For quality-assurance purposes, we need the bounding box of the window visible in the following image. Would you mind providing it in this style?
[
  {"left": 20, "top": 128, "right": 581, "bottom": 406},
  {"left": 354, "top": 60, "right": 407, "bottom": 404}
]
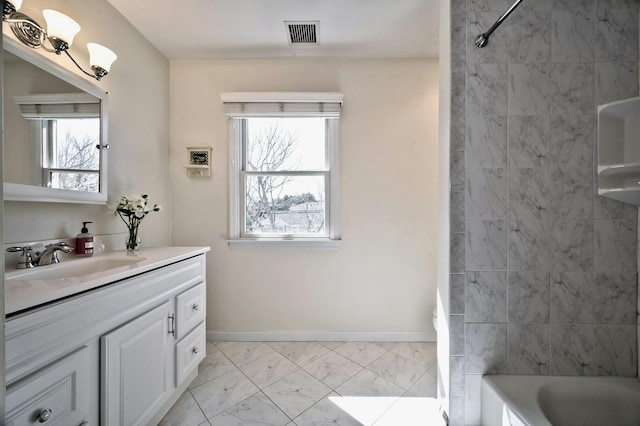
[
  {"left": 222, "top": 92, "right": 342, "bottom": 248},
  {"left": 42, "top": 117, "right": 100, "bottom": 191}
]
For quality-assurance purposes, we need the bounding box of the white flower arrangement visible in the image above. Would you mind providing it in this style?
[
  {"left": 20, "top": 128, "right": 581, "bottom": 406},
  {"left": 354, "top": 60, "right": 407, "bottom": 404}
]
[{"left": 108, "top": 194, "right": 161, "bottom": 250}]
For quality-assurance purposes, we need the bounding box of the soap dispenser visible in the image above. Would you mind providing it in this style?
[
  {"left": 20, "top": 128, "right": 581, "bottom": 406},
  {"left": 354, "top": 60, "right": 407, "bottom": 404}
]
[{"left": 76, "top": 221, "right": 94, "bottom": 256}]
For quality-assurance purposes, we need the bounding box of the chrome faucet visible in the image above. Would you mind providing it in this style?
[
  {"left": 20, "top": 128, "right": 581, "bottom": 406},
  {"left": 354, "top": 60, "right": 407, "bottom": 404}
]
[
  {"left": 33, "top": 242, "right": 74, "bottom": 266},
  {"left": 7, "top": 242, "right": 74, "bottom": 269}
]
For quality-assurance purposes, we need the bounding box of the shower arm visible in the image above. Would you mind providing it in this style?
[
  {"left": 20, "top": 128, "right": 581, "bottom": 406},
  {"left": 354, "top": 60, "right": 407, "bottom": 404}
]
[{"left": 474, "top": 0, "right": 524, "bottom": 48}]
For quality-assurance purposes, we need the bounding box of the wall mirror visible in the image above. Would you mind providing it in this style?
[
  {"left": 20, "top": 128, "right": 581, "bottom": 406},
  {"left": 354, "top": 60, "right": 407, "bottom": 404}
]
[{"left": 3, "top": 35, "right": 108, "bottom": 204}]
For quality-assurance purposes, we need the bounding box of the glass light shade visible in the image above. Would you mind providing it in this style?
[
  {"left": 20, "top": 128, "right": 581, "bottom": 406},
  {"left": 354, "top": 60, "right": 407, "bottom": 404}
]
[
  {"left": 87, "top": 43, "right": 117, "bottom": 72},
  {"left": 11, "top": 0, "right": 23, "bottom": 10},
  {"left": 43, "top": 9, "right": 81, "bottom": 46}
]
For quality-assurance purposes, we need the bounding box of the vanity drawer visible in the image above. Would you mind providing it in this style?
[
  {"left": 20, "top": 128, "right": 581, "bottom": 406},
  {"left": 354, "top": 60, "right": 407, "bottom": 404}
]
[
  {"left": 6, "top": 346, "right": 90, "bottom": 426},
  {"left": 175, "top": 321, "right": 206, "bottom": 387},
  {"left": 176, "top": 282, "right": 206, "bottom": 339}
]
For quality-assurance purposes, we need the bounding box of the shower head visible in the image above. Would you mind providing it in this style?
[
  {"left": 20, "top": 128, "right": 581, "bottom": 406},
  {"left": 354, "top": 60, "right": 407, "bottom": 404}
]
[
  {"left": 475, "top": 34, "right": 489, "bottom": 48},
  {"left": 474, "top": 0, "right": 523, "bottom": 48}
]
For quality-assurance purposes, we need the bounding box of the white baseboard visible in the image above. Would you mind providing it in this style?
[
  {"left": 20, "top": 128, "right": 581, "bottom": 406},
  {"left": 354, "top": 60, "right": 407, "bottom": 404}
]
[{"left": 207, "top": 330, "right": 437, "bottom": 342}]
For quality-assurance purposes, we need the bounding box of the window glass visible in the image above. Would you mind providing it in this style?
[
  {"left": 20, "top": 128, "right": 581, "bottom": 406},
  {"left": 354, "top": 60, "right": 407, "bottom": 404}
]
[
  {"left": 43, "top": 117, "right": 100, "bottom": 191},
  {"left": 246, "top": 117, "right": 326, "bottom": 172},
  {"left": 244, "top": 175, "right": 325, "bottom": 235}
]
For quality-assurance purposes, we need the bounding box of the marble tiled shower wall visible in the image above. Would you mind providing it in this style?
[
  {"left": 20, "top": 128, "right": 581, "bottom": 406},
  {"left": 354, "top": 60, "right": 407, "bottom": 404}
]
[{"left": 449, "top": 0, "right": 640, "bottom": 424}]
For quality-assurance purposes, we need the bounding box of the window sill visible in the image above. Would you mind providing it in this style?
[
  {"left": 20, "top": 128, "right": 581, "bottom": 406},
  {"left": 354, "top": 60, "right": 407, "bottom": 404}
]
[{"left": 227, "top": 239, "right": 341, "bottom": 250}]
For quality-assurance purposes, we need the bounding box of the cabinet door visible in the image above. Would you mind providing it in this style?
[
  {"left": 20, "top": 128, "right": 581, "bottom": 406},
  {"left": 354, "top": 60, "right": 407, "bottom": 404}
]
[
  {"left": 5, "top": 346, "right": 90, "bottom": 426},
  {"left": 101, "top": 301, "right": 174, "bottom": 426}
]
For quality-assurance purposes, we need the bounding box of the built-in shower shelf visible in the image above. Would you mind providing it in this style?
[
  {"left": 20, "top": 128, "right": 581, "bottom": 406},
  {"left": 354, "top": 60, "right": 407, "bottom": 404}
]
[
  {"left": 598, "top": 188, "right": 640, "bottom": 205},
  {"left": 598, "top": 162, "right": 640, "bottom": 178},
  {"left": 597, "top": 96, "right": 640, "bottom": 205}
]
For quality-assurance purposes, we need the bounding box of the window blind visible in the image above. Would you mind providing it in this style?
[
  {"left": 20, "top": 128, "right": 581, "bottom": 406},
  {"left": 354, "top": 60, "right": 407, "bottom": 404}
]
[
  {"left": 221, "top": 92, "right": 343, "bottom": 118},
  {"left": 14, "top": 93, "right": 100, "bottom": 119}
]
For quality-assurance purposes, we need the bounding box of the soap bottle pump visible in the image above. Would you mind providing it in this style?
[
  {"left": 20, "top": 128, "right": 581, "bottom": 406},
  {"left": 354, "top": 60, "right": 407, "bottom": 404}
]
[{"left": 76, "top": 221, "right": 94, "bottom": 256}]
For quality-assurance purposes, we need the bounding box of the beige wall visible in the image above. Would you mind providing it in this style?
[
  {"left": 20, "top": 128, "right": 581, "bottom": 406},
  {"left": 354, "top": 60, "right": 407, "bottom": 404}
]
[
  {"left": 3, "top": 0, "right": 171, "bottom": 246},
  {"left": 170, "top": 58, "right": 439, "bottom": 337}
]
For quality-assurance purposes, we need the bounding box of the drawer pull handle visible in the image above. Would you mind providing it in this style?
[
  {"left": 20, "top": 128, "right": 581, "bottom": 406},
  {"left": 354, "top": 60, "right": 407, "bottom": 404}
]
[
  {"left": 168, "top": 314, "right": 176, "bottom": 336},
  {"left": 193, "top": 303, "right": 200, "bottom": 311},
  {"left": 193, "top": 346, "right": 199, "bottom": 354},
  {"left": 38, "top": 408, "right": 53, "bottom": 422}
]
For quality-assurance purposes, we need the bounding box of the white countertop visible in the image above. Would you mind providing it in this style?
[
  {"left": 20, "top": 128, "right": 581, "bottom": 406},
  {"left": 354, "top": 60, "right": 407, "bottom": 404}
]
[{"left": 5, "top": 246, "right": 210, "bottom": 316}]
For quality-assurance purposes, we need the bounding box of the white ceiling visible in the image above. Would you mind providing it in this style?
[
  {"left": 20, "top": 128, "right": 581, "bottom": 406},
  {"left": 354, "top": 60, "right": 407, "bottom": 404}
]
[{"left": 106, "top": 0, "right": 439, "bottom": 60}]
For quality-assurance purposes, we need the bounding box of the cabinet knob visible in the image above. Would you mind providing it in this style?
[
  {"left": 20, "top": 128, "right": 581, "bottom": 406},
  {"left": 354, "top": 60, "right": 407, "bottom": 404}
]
[
  {"left": 192, "top": 303, "right": 200, "bottom": 311},
  {"left": 192, "top": 346, "right": 199, "bottom": 354},
  {"left": 37, "top": 408, "right": 53, "bottom": 422}
]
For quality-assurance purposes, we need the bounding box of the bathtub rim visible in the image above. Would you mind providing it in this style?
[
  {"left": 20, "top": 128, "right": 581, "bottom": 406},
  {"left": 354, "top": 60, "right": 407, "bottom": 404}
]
[{"left": 480, "top": 375, "right": 640, "bottom": 426}]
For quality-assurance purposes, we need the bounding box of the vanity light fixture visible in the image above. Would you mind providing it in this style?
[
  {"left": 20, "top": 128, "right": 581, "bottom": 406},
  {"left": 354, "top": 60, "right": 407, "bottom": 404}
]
[{"left": 2, "top": 0, "right": 117, "bottom": 80}]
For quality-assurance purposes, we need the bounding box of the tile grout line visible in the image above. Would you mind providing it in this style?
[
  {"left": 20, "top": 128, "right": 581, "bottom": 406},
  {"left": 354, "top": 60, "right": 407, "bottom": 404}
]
[{"left": 182, "top": 341, "right": 436, "bottom": 424}]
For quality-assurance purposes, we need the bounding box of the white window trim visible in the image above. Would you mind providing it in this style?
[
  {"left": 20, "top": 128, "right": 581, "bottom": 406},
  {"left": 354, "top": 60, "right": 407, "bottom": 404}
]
[{"left": 224, "top": 92, "right": 342, "bottom": 249}]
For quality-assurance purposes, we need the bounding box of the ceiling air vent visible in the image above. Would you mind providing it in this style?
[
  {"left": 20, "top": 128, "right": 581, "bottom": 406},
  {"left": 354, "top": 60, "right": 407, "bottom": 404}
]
[{"left": 285, "top": 21, "right": 319, "bottom": 44}]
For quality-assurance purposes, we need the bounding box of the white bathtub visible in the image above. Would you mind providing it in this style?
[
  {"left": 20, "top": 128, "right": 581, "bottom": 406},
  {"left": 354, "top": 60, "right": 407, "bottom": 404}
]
[{"left": 481, "top": 375, "right": 640, "bottom": 426}]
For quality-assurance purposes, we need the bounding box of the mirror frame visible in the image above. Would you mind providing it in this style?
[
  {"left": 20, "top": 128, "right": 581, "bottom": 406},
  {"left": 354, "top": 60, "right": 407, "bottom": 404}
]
[{"left": 3, "top": 34, "right": 109, "bottom": 204}]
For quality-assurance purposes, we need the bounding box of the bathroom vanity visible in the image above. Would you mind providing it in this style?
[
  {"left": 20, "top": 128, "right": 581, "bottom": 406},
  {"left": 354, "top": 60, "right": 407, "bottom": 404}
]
[{"left": 4, "top": 247, "right": 209, "bottom": 425}]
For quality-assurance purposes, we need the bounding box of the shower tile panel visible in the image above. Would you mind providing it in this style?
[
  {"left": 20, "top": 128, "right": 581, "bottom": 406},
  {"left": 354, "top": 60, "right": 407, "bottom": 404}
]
[
  {"left": 550, "top": 220, "right": 594, "bottom": 272},
  {"left": 465, "top": 323, "right": 507, "bottom": 374},
  {"left": 507, "top": 323, "right": 550, "bottom": 374},
  {"left": 507, "top": 220, "right": 550, "bottom": 272},
  {"left": 593, "top": 325, "right": 637, "bottom": 376},
  {"left": 465, "top": 220, "right": 507, "bottom": 270},
  {"left": 465, "top": 115, "right": 507, "bottom": 168},
  {"left": 550, "top": 63, "right": 594, "bottom": 115},
  {"left": 507, "top": 271, "right": 551, "bottom": 323},
  {"left": 595, "top": 8, "right": 639, "bottom": 62},
  {"left": 595, "top": 61, "right": 639, "bottom": 105},
  {"left": 450, "top": 273, "right": 466, "bottom": 314},
  {"left": 467, "top": 63, "right": 508, "bottom": 115},
  {"left": 508, "top": 11, "right": 551, "bottom": 64},
  {"left": 465, "top": 271, "right": 507, "bottom": 322},
  {"left": 551, "top": 9, "right": 594, "bottom": 62},
  {"left": 451, "top": 150, "right": 465, "bottom": 192},
  {"left": 548, "top": 167, "right": 593, "bottom": 220},
  {"left": 466, "top": 0, "right": 511, "bottom": 12},
  {"left": 550, "top": 272, "right": 593, "bottom": 323},
  {"left": 549, "top": 114, "right": 594, "bottom": 168},
  {"left": 508, "top": 168, "right": 549, "bottom": 221},
  {"left": 593, "top": 272, "right": 637, "bottom": 324},
  {"left": 466, "top": 168, "right": 507, "bottom": 219},
  {"left": 451, "top": 232, "right": 466, "bottom": 273},
  {"left": 594, "top": 219, "right": 637, "bottom": 272},
  {"left": 508, "top": 63, "right": 550, "bottom": 115},
  {"left": 550, "top": 324, "right": 595, "bottom": 375},
  {"left": 507, "top": 115, "right": 550, "bottom": 168}
]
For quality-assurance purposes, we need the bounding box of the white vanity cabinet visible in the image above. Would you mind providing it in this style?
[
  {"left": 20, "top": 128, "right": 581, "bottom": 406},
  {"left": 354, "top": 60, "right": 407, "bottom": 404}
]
[{"left": 5, "top": 250, "right": 208, "bottom": 426}]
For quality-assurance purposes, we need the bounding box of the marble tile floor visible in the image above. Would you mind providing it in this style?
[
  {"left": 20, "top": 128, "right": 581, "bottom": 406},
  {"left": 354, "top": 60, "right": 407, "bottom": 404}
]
[{"left": 159, "top": 341, "right": 442, "bottom": 426}]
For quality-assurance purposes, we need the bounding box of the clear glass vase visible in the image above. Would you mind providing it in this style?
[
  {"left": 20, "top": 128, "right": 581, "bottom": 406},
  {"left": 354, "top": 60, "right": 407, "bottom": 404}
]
[{"left": 126, "top": 225, "right": 141, "bottom": 252}]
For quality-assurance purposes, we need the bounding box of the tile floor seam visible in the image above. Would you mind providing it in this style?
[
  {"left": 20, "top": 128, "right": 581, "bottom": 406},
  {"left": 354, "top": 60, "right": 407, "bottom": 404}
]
[
  {"left": 163, "top": 341, "right": 439, "bottom": 426},
  {"left": 289, "top": 388, "right": 335, "bottom": 424},
  {"left": 238, "top": 347, "right": 347, "bottom": 421},
  {"left": 255, "top": 389, "right": 296, "bottom": 423},
  {"left": 211, "top": 389, "right": 294, "bottom": 425},
  {"left": 188, "top": 346, "right": 241, "bottom": 392},
  {"left": 186, "top": 388, "right": 208, "bottom": 423},
  {"left": 301, "top": 359, "right": 366, "bottom": 390}
]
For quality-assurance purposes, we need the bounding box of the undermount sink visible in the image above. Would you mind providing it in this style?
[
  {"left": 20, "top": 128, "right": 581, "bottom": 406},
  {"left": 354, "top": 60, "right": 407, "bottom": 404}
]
[{"left": 6, "top": 256, "right": 145, "bottom": 281}]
